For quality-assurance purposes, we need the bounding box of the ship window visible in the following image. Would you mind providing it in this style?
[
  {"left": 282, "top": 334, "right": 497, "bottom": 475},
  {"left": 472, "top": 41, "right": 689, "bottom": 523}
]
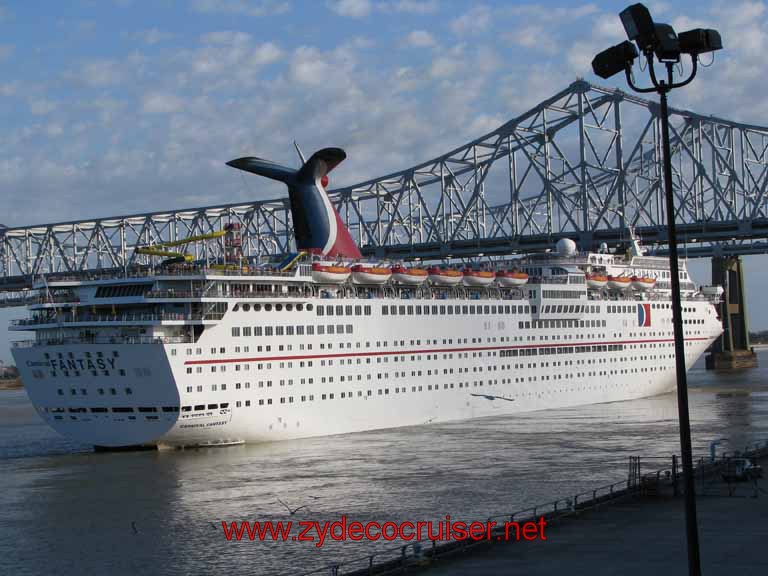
[
  {"left": 194, "top": 405, "right": 205, "bottom": 411},
  {"left": 307, "top": 326, "right": 314, "bottom": 335},
  {"left": 265, "top": 304, "right": 272, "bottom": 311},
  {"left": 275, "top": 326, "right": 284, "bottom": 336},
  {"left": 232, "top": 327, "right": 240, "bottom": 337},
  {"left": 317, "top": 307, "right": 324, "bottom": 316},
  {"left": 364, "top": 306, "right": 371, "bottom": 316},
  {"left": 306, "top": 304, "right": 313, "bottom": 311},
  {"left": 382, "top": 306, "right": 388, "bottom": 316},
  {"left": 112, "top": 407, "right": 134, "bottom": 413},
  {"left": 326, "top": 305, "right": 333, "bottom": 316}
]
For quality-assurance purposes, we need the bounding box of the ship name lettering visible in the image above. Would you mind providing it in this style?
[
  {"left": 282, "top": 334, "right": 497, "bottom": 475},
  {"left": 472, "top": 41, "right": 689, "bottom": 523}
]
[{"left": 49, "top": 357, "right": 117, "bottom": 371}]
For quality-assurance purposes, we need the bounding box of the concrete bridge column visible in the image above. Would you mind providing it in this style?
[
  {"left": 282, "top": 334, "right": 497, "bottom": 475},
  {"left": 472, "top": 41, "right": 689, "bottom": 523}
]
[{"left": 706, "top": 256, "right": 758, "bottom": 370}]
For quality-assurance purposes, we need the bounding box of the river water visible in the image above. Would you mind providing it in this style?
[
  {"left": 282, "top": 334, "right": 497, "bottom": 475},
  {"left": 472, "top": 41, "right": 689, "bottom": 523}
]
[{"left": 1, "top": 351, "right": 767, "bottom": 575}]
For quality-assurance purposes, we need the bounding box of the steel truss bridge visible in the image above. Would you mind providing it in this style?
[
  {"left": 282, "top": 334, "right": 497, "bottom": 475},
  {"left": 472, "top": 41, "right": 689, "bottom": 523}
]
[{"left": 2, "top": 80, "right": 768, "bottom": 297}]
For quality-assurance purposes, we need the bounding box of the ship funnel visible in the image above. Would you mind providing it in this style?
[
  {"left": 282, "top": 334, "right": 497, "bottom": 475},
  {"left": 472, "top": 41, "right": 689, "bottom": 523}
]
[{"left": 227, "top": 148, "right": 362, "bottom": 259}]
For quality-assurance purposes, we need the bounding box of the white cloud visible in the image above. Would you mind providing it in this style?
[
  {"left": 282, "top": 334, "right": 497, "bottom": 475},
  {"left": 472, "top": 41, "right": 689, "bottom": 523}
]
[
  {"left": 450, "top": 5, "right": 491, "bottom": 35},
  {"left": 380, "top": 0, "right": 439, "bottom": 13},
  {"left": 404, "top": 29, "right": 436, "bottom": 48},
  {"left": 29, "top": 98, "right": 58, "bottom": 116},
  {"left": 142, "top": 92, "right": 185, "bottom": 114},
  {"left": 328, "top": 0, "right": 372, "bottom": 17},
  {"left": 505, "top": 25, "right": 558, "bottom": 54},
  {"left": 505, "top": 3, "right": 599, "bottom": 20},
  {"left": 190, "top": 0, "right": 290, "bottom": 16},
  {"left": 0, "top": 44, "right": 14, "bottom": 61},
  {"left": 331, "top": 0, "right": 438, "bottom": 17},
  {"left": 188, "top": 33, "right": 282, "bottom": 81},
  {"left": 56, "top": 19, "right": 97, "bottom": 34},
  {"left": 76, "top": 60, "right": 125, "bottom": 87},
  {"left": 132, "top": 28, "right": 176, "bottom": 45}
]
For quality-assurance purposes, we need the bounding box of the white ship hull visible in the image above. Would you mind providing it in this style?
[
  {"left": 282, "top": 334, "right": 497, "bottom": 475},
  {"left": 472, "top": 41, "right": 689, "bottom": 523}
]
[{"left": 13, "top": 295, "right": 722, "bottom": 448}]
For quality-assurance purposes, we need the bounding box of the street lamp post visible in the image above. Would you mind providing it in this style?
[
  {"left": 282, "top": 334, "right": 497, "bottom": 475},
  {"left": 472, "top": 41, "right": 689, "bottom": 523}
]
[{"left": 591, "top": 5, "right": 723, "bottom": 576}]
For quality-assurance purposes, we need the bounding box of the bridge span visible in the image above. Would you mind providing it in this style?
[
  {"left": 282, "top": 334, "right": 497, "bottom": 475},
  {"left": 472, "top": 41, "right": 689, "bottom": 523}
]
[{"left": 1, "top": 80, "right": 767, "bottom": 366}]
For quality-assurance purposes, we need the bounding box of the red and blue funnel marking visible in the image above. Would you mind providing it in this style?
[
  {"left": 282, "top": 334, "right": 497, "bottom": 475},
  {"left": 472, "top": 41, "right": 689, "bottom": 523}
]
[
  {"left": 227, "top": 148, "right": 361, "bottom": 259},
  {"left": 637, "top": 303, "right": 651, "bottom": 327}
]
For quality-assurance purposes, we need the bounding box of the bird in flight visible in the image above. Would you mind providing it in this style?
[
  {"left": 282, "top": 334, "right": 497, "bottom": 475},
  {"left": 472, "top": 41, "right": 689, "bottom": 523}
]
[{"left": 274, "top": 497, "right": 310, "bottom": 515}]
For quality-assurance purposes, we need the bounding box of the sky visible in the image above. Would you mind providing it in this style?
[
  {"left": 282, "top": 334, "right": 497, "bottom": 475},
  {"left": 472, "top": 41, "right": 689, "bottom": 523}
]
[{"left": 1, "top": 0, "right": 768, "bottom": 363}]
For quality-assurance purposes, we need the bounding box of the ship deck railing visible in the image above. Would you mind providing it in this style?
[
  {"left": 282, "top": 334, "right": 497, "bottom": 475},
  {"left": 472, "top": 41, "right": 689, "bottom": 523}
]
[
  {"left": 11, "top": 335, "right": 194, "bottom": 348},
  {"left": 35, "top": 265, "right": 308, "bottom": 286},
  {"left": 145, "top": 288, "right": 310, "bottom": 300},
  {"left": 12, "top": 312, "right": 225, "bottom": 327}
]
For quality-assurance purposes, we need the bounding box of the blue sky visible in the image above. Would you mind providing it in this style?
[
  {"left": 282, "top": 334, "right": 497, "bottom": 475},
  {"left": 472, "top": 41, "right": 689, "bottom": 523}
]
[{"left": 1, "top": 0, "right": 768, "bottom": 362}]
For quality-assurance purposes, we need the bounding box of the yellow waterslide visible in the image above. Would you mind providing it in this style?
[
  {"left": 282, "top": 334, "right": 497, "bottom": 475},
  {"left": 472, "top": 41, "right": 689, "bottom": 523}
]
[{"left": 135, "top": 230, "right": 227, "bottom": 261}]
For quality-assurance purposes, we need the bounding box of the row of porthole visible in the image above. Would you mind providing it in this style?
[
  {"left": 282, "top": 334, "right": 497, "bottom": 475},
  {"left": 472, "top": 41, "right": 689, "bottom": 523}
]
[{"left": 233, "top": 302, "right": 314, "bottom": 313}]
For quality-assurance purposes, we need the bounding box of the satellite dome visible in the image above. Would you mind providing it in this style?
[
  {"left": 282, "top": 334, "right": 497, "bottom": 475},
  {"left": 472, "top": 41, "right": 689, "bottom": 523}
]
[{"left": 556, "top": 238, "right": 577, "bottom": 256}]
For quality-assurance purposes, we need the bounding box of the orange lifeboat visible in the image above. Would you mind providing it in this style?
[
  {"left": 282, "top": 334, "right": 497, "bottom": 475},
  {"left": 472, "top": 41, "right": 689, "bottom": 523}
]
[
  {"left": 462, "top": 269, "right": 496, "bottom": 287},
  {"left": 427, "top": 267, "right": 463, "bottom": 286},
  {"left": 607, "top": 275, "right": 631, "bottom": 290},
  {"left": 391, "top": 265, "right": 428, "bottom": 285},
  {"left": 351, "top": 264, "right": 392, "bottom": 285},
  {"left": 497, "top": 271, "right": 529, "bottom": 287},
  {"left": 631, "top": 276, "right": 656, "bottom": 291},
  {"left": 585, "top": 273, "right": 608, "bottom": 290},
  {"left": 311, "top": 263, "right": 351, "bottom": 284}
]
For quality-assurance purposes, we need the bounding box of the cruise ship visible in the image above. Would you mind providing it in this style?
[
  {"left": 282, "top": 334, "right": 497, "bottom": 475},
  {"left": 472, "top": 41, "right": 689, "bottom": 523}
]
[{"left": 10, "top": 148, "right": 724, "bottom": 448}]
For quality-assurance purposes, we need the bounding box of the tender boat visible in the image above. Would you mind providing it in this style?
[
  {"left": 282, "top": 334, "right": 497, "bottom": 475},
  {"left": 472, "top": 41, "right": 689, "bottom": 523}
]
[
  {"left": 351, "top": 264, "right": 392, "bottom": 285},
  {"left": 427, "top": 267, "right": 463, "bottom": 286},
  {"left": 585, "top": 273, "right": 608, "bottom": 290},
  {"left": 462, "top": 270, "right": 496, "bottom": 287},
  {"left": 607, "top": 275, "right": 632, "bottom": 290},
  {"left": 631, "top": 276, "right": 656, "bottom": 291},
  {"left": 391, "top": 265, "right": 428, "bottom": 285},
  {"left": 496, "top": 271, "right": 529, "bottom": 287},
  {"left": 311, "top": 263, "right": 351, "bottom": 284}
]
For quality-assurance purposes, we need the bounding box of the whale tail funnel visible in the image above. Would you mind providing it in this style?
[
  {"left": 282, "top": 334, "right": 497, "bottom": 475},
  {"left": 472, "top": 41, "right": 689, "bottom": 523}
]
[{"left": 227, "top": 147, "right": 361, "bottom": 259}]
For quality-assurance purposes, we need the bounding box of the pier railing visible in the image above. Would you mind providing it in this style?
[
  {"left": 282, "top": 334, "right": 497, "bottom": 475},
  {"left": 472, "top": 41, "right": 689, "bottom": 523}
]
[{"left": 293, "top": 441, "right": 768, "bottom": 576}]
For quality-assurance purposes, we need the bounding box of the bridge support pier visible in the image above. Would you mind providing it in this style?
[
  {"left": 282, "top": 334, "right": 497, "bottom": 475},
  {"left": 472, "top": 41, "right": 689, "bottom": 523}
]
[{"left": 706, "top": 256, "right": 758, "bottom": 370}]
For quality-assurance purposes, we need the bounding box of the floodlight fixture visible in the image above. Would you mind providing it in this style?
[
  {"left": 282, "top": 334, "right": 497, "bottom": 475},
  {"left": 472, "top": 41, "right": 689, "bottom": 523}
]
[
  {"left": 620, "top": 3, "right": 655, "bottom": 49},
  {"left": 591, "top": 40, "right": 639, "bottom": 79},
  {"left": 652, "top": 23, "right": 680, "bottom": 62},
  {"left": 678, "top": 28, "right": 723, "bottom": 55}
]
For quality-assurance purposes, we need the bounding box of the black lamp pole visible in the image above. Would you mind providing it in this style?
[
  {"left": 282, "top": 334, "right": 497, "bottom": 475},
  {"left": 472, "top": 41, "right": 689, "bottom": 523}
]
[
  {"left": 626, "top": 59, "right": 702, "bottom": 576},
  {"left": 593, "top": 7, "right": 722, "bottom": 575}
]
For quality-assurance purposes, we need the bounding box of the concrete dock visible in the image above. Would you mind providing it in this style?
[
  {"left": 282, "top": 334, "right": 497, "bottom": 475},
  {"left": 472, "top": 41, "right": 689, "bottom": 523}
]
[{"left": 423, "top": 460, "right": 768, "bottom": 576}]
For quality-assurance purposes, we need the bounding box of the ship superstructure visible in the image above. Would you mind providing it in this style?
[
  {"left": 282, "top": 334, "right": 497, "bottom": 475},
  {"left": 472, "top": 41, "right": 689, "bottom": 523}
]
[{"left": 10, "top": 148, "right": 724, "bottom": 448}]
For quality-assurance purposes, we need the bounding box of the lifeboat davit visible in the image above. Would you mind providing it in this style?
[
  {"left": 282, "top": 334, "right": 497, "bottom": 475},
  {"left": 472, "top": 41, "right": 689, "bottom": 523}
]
[
  {"left": 631, "top": 276, "right": 656, "bottom": 291},
  {"left": 607, "top": 275, "right": 632, "bottom": 290},
  {"left": 427, "top": 267, "right": 463, "bottom": 286},
  {"left": 496, "top": 271, "right": 529, "bottom": 287},
  {"left": 391, "top": 265, "right": 428, "bottom": 285},
  {"left": 311, "top": 263, "right": 351, "bottom": 284},
  {"left": 351, "top": 264, "right": 392, "bottom": 285},
  {"left": 585, "top": 273, "right": 608, "bottom": 290},
  {"left": 462, "top": 270, "right": 496, "bottom": 287}
]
